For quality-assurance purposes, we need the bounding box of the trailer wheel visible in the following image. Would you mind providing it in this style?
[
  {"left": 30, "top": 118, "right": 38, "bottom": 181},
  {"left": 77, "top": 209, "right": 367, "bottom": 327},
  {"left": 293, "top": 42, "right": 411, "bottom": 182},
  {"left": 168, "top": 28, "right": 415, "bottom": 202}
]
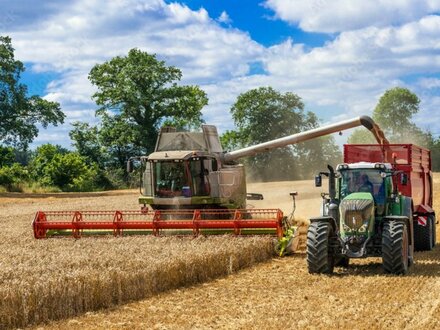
[
  {"left": 306, "top": 222, "right": 334, "bottom": 274},
  {"left": 382, "top": 221, "right": 409, "bottom": 275},
  {"left": 430, "top": 215, "right": 437, "bottom": 248},
  {"left": 414, "top": 216, "right": 434, "bottom": 251}
]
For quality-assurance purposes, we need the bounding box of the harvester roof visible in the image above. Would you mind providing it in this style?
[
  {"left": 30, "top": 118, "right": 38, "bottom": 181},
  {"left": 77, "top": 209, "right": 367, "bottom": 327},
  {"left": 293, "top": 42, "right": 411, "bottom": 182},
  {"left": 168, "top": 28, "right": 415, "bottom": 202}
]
[{"left": 148, "top": 150, "right": 202, "bottom": 161}]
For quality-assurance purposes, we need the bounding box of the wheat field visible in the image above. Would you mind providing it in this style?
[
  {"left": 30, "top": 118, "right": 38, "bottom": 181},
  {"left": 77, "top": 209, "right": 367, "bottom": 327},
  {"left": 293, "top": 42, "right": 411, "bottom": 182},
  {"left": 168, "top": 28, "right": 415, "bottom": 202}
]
[
  {"left": 1, "top": 175, "right": 438, "bottom": 329},
  {"left": 34, "top": 174, "right": 440, "bottom": 330},
  {"left": 0, "top": 193, "right": 275, "bottom": 329}
]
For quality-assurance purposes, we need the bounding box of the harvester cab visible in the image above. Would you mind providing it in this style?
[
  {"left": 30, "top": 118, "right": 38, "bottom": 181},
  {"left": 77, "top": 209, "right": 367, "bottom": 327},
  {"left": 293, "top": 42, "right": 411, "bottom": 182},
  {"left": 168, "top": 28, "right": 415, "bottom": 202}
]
[{"left": 129, "top": 125, "right": 246, "bottom": 210}]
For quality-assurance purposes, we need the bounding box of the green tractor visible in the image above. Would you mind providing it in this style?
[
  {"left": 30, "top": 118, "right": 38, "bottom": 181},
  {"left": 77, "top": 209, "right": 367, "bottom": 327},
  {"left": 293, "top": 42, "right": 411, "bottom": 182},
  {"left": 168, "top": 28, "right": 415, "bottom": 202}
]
[{"left": 307, "top": 162, "right": 414, "bottom": 275}]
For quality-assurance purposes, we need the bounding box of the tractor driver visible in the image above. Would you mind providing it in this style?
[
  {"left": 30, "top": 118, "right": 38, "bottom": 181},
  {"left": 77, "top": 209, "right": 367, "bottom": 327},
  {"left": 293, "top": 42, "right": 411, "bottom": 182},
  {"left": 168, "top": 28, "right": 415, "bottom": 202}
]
[{"left": 358, "top": 174, "right": 373, "bottom": 194}]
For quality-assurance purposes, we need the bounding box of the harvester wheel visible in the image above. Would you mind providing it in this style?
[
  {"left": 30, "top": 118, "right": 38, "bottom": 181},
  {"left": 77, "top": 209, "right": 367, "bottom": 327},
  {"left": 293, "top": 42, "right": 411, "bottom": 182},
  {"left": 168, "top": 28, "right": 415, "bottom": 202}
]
[
  {"left": 414, "top": 216, "right": 434, "bottom": 251},
  {"left": 306, "top": 222, "right": 334, "bottom": 274},
  {"left": 382, "top": 221, "right": 409, "bottom": 275}
]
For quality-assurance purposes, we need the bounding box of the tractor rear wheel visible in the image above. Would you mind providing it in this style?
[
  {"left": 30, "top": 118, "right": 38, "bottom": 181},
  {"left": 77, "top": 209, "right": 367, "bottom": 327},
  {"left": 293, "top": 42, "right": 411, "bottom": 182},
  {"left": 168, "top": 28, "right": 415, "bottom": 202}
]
[
  {"left": 382, "top": 220, "right": 409, "bottom": 275},
  {"left": 414, "top": 216, "right": 434, "bottom": 251},
  {"left": 307, "top": 222, "right": 334, "bottom": 274}
]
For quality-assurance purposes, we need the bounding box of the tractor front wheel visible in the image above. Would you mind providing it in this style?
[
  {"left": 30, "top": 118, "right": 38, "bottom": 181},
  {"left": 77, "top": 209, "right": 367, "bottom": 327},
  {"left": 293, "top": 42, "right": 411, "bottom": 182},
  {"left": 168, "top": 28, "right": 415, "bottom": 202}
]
[
  {"left": 382, "top": 220, "right": 409, "bottom": 275},
  {"left": 306, "top": 222, "right": 334, "bottom": 274}
]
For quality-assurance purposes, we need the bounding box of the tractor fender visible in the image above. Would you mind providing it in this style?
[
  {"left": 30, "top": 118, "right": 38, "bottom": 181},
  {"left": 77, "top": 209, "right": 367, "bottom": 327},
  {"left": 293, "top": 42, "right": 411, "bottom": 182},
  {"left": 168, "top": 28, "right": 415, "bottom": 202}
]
[{"left": 310, "top": 216, "right": 338, "bottom": 232}]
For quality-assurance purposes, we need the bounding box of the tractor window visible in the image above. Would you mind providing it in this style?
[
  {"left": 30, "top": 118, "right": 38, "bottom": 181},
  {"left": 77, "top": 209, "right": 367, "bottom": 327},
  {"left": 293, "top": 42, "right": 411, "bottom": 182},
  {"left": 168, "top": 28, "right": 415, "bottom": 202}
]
[
  {"left": 340, "top": 169, "right": 385, "bottom": 204},
  {"left": 153, "top": 161, "right": 187, "bottom": 197}
]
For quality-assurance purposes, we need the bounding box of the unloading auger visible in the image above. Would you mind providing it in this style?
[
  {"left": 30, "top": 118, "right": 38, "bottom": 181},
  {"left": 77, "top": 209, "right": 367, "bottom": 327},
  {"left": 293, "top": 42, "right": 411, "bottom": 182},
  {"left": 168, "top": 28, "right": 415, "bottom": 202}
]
[{"left": 33, "top": 116, "right": 387, "bottom": 244}]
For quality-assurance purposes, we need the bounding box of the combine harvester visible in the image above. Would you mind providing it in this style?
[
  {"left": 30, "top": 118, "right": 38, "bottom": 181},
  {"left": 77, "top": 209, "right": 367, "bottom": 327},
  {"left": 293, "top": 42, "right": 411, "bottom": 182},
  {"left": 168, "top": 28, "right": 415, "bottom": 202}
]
[
  {"left": 33, "top": 116, "right": 393, "bottom": 253},
  {"left": 308, "top": 142, "right": 435, "bottom": 274}
]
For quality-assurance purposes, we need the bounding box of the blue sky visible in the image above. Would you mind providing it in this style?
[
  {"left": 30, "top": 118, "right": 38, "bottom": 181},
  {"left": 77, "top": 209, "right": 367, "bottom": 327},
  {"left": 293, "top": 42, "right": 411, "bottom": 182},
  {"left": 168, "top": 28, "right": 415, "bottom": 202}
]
[{"left": 2, "top": 0, "right": 440, "bottom": 148}]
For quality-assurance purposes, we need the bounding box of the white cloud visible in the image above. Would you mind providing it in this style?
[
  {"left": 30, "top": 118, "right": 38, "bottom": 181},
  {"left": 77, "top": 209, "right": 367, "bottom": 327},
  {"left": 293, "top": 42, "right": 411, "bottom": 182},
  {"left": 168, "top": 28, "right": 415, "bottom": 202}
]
[
  {"left": 5, "top": 0, "right": 264, "bottom": 146},
  {"left": 197, "top": 15, "right": 440, "bottom": 138},
  {"left": 217, "top": 11, "right": 232, "bottom": 24},
  {"left": 264, "top": 0, "right": 440, "bottom": 33},
  {"left": 10, "top": 0, "right": 262, "bottom": 80},
  {"left": 4, "top": 0, "right": 440, "bottom": 148},
  {"left": 418, "top": 78, "right": 440, "bottom": 89}
]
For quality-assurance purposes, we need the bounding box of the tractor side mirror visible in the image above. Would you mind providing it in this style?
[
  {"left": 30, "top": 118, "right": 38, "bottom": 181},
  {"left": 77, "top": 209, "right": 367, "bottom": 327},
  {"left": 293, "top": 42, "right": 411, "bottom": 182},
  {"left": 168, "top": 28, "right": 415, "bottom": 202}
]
[
  {"left": 127, "top": 159, "right": 134, "bottom": 173},
  {"left": 401, "top": 173, "right": 408, "bottom": 186},
  {"left": 315, "top": 175, "right": 322, "bottom": 187}
]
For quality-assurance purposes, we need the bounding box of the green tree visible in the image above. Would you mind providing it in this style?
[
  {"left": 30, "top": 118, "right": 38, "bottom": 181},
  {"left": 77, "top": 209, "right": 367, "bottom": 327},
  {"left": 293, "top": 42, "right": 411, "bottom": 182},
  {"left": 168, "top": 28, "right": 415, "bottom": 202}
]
[
  {"left": 29, "top": 144, "right": 68, "bottom": 181},
  {"left": 99, "top": 113, "right": 140, "bottom": 169},
  {"left": 349, "top": 87, "right": 429, "bottom": 146},
  {"left": 0, "top": 146, "right": 15, "bottom": 167},
  {"left": 0, "top": 36, "right": 65, "bottom": 148},
  {"left": 226, "top": 87, "right": 341, "bottom": 181},
  {"left": 220, "top": 130, "right": 242, "bottom": 152},
  {"left": 0, "top": 163, "right": 29, "bottom": 191},
  {"left": 296, "top": 136, "right": 342, "bottom": 178},
  {"left": 374, "top": 87, "right": 420, "bottom": 140},
  {"left": 43, "top": 153, "right": 98, "bottom": 191},
  {"left": 69, "top": 116, "right": 141, "bottom": 187},
  {"left": 88, "top": 49, "right": 208, "bottom": 154},
  {"left": 30, "top": 144, "right": 99, "bottom": 191},
  {"left": 69, "top": 122, "right": 103, "bottom": 165},
  {"left": 347, "top": 129, "right": 376, "bottom": 144},
  {"left": 428, "top": 134, "right": 440, "bottom": 172}
]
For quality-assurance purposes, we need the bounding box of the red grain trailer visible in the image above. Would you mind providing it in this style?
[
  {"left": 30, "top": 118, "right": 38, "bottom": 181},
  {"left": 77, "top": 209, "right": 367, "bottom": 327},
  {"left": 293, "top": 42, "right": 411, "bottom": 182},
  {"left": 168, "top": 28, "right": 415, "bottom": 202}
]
[{"left": 344, "top": 144, "right": 436, "bottom": 251}]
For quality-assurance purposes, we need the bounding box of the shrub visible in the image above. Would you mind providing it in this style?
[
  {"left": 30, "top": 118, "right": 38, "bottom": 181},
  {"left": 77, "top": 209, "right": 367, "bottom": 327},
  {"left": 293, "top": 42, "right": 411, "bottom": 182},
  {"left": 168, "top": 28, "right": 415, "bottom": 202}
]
[
  {"left": 0, "top": 163, "right": 29, "bottom": 192},
  {"left": 42, "top": 153, "right": 100, "bottom": 191}
]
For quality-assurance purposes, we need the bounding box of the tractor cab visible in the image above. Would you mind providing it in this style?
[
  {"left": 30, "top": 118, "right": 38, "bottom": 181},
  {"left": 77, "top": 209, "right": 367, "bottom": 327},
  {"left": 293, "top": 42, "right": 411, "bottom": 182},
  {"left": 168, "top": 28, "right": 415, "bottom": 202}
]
[{"left": 337, "top": 162, "right": 392, "bottom": 217}]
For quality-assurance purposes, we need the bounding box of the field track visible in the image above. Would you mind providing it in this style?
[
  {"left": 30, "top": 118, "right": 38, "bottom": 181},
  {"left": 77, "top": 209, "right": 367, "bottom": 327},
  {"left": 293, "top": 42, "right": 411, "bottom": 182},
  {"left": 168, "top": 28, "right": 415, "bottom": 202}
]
[{"left": 0, "top": 176, "right": 438, "bottom": 329}]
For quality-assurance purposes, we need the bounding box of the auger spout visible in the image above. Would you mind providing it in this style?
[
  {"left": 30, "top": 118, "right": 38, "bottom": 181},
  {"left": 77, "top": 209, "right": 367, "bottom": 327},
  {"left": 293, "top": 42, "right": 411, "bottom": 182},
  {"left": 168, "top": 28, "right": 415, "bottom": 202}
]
[{"left": 222, "top": 115, "right": 388, "bottom": 163}]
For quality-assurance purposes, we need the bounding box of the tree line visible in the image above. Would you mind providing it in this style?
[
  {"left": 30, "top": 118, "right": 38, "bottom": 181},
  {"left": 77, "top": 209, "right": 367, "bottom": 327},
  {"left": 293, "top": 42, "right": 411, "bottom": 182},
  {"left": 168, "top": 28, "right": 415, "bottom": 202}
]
[{"left": 1, "top": 36, "right": 439, "bottom": 192}]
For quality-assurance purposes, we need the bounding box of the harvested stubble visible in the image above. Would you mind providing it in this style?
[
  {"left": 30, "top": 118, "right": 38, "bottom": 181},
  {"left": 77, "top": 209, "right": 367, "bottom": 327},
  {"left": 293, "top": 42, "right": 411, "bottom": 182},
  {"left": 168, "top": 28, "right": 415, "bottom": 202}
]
[{"left": 0, "top": 193, "right": 275, "bottom": 329}]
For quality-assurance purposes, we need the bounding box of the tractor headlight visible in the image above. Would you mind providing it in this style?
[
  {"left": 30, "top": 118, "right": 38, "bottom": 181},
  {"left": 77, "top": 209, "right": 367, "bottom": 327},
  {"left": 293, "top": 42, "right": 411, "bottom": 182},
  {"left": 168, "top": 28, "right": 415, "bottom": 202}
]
[
  {"left": 343, "top": 224, "right": 352, "bottom": 233},
  {"left": 358, "top": 223, "right": 368, "bottom": 233},
  {"left": 336, "top": 164, "right": 349, "bottom": 171}
]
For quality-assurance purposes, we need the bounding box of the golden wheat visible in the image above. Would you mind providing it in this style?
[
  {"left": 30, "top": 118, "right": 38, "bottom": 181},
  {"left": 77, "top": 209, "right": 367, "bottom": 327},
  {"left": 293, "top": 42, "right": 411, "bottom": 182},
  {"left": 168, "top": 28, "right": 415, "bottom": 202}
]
[
  {"left": 36, "top": 174, "right": 440, "bottom": 330},
  {"left": 0, "top": 193, "right": 275, "bottom": 329},
  {"left": 2, "top": 174, "right": 439, "bottom": 330}
]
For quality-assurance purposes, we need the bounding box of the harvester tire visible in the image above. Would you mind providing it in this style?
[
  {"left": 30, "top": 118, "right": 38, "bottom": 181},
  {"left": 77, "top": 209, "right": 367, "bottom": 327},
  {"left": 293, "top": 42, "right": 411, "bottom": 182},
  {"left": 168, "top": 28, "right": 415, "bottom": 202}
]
[
  {"left": 414, "top": 216, "right": 434, "bottom": 251},
  {"left": 306, "top": 222, "right": 334, "bottom": 274},
  {"left": 382, "top": 221, "right": 409, "bottom": 275}
]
